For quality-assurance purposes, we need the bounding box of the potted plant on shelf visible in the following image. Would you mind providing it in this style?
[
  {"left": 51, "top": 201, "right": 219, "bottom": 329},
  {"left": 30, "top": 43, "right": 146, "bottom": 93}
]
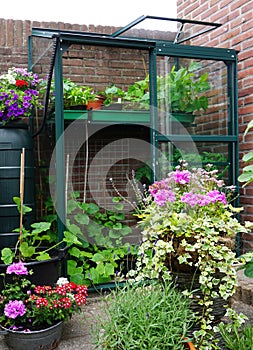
[
  {"left": 63, "top": 78, "right": 95, "bottom": 110},
  {"left": 158, "top": 61, "right": 210, "bottom": 124},
  {"left": 127, "top": 160, "right": 253, "bottom": 349},
  {"left": 100, "top": 84, "right": 125, "bottom": 110},
  {"left": 0, "top": 261, "right": 88, "bottom": 350},
  {"left": 124, "top": 75, "right": 150, "bottom": 111}
]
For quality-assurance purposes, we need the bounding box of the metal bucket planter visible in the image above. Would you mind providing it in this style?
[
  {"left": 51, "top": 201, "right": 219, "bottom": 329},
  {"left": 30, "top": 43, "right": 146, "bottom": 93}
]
[{"left": 0, "top": 321, "right": 63, "bottom": 350}]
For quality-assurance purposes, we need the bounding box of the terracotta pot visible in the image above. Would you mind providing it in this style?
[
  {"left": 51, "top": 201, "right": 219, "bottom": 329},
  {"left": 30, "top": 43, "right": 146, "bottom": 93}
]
[
  {"left": 185, "top": 341, "right": 196, "bottom": 350},
  {"left": 87, "top": 96, "right": 105, "bottom": 110}
]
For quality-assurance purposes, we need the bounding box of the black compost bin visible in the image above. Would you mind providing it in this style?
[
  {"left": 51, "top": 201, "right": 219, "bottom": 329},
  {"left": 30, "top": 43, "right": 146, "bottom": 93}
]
[{"left": 0, "top": 120, "right": 35, "bottom": 248}]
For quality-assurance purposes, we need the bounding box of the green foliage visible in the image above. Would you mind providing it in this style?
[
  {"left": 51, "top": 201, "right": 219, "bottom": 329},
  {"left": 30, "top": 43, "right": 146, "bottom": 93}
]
[
  {"left": 102, "top": 84, "right": 125, "bottom": 106},
  {"left": 135, "top": 149, "right": 229, "bottom": 186},
  {"left": 50, "top": 194, "right": 137, "bottom": 286},
  {"left": 40, "top": 77, "right": 96, "bottom": 111},
  {"left": 163, "top": 62, "right": 210, "bottom": 113},
  {"left": 124, "top": 75, "right": 150, "bottom": 110},
  {"left": 93, "top": 282, "right": 195, "bottom": 349},
  {"left": 1, "top": 197, "right": 60, "bottom": 265},
  {"left": 63, "top": 79, "right": 95, "bottom": 108},
  {"left": 237, "top": 251, "right": 253, "bottom": 278},
  {"left": 125, "top": 62, "right": 210, "bottom": 114},
  {"left": 238, "top": 119, "right": 253, "bottom": 187},
  {"left": 1, "top": 199, "right": 56, "bottom": 265},
  {"left": 219, "top": 321, "right": 253, "bottom": 349}
]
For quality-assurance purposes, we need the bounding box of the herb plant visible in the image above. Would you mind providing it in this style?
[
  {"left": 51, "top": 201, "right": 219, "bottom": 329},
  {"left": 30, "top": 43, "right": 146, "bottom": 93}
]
[
  {"left": 93, "top": 282, "right": 195, "bottom": 349},
  {"left": 218, "top": 311, "right": 253, "bottom": 350}
]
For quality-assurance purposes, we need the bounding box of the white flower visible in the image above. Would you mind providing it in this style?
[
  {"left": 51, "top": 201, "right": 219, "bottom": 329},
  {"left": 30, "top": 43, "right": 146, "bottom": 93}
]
[{"left": 56, "top": 277, "right": 69, "bottom": 286}]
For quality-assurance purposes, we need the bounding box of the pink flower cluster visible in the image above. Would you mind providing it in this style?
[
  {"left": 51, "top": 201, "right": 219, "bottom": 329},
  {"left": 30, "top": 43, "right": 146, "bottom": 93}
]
[
  {"left": 6, "top": 261, "right": 28, "bottom": 275},
  {"left": 181, "top": 190, "right": 227, "bottom": 207},
  {"left": 4, "top": 300, "right": 26, "bottom": 319},
  {"left": 149, "top": 168, "right": 227, "bottom": 208}
]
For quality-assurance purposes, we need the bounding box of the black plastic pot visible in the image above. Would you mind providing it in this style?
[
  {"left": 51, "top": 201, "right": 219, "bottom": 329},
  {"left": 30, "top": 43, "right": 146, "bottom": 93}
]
[{"left": 0, "top": 248, "right": 68, "bottom": 290}]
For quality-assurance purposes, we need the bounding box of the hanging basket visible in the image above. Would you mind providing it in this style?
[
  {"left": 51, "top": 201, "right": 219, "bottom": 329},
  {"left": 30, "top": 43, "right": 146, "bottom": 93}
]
[{"left": 0, "top": 321, "right": 63, "bottom": 350}]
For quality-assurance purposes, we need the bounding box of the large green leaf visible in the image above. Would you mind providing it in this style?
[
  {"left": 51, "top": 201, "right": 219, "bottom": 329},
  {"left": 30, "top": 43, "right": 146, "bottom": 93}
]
[
  {"left": 31, "top": 221, "right": 51, "bottom": 233},
  {"left": 20, "top": 242, "right": 35, "bottom": 258},
  {"left": 13, "top": 197, "right": 32, "bottom": 214},
  {"left": 1, "top": 248, "right": 15, "bottom": 265},
  {"left": 36, "top": 252, "right": 51, "bottom": 261},
  {"left": 63, "top": 230, "right": 82, "bottom": 245},
  {"left": 70, "top": 273, "right": 86, "bottom": 285},
  {"left": 74, "top": 212, "right": 89, "bottom": 225}
]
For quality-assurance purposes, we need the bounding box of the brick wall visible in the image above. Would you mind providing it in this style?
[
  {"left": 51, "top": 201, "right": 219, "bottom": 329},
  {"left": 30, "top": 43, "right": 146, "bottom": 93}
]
[{"left": 177, "top": 0, "right": 253, "bottom": 252}]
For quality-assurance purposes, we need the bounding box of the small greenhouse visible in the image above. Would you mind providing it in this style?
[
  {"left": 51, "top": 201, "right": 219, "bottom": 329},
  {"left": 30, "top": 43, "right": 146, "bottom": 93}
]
[{"left": 27, "top": 15, "right": 239, "bottom": 283}]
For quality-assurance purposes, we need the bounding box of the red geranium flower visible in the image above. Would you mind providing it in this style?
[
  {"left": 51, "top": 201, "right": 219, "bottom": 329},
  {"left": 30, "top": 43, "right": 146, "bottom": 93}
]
[{"left": 15, "top": 79, "right": 29, "bottom": 88}]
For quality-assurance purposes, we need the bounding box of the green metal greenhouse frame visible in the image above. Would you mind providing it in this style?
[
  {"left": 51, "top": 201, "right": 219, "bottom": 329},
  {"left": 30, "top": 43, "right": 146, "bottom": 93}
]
[{"left": 29, "top": 16, "right": 239, "bottom": 247}]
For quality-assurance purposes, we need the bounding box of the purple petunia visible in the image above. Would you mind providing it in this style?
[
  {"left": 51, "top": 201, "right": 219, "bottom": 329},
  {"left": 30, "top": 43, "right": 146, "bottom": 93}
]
[
  {"left": 4, "top": 300, "right": 26, "bottom": 319},
  {"left": 6, "top": 261, "right": 28, "bottom": 275}
]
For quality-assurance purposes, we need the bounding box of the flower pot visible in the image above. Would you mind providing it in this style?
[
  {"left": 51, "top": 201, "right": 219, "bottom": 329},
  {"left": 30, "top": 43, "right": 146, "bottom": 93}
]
[
  {"left": 1, "top": 321, "right": 63, "bottom": 350},
  {"left": 184, "top": 341, "right": 196, "bottom": 349},
  {"left": 171, "top": 271, "right": 227, "bottom": 323},
  {"left": 0, "top": 248, "right": 68, "bottom": 290},
  {"left": 170, "top": 112, "right": 195, "bottom": 125},
  {"left": 87, "top": 96, "right": 105, "bottom": 110}
]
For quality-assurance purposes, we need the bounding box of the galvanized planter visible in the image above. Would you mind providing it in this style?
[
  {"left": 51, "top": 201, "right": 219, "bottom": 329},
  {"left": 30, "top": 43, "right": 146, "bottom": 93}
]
[{"left": 1, "top": 321, "right": 63, "bottom": 350}]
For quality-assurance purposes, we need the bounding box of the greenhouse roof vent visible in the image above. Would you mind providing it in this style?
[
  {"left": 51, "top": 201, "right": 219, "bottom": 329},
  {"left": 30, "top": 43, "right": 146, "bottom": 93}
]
[{"left": 111, "top": 15, "right": 222, "bottom": 44}]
